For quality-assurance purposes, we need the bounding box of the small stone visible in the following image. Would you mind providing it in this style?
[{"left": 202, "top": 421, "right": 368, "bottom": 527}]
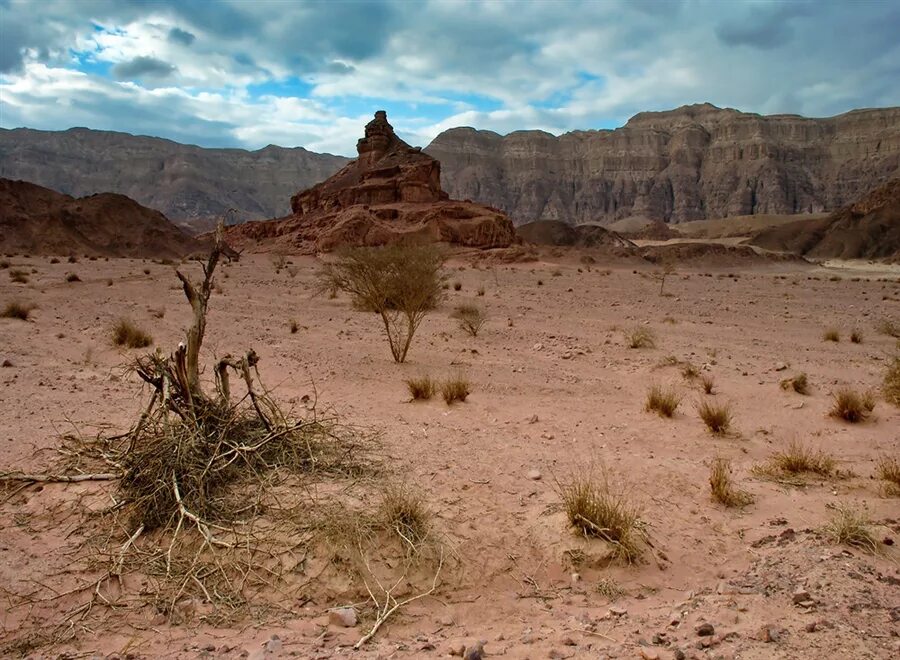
[
  {"left": 639, "top": 648, "right": 660, "bottom": 660},
  {"left": 696, "top": 622, "right": 715, "bottom": 637},
  {"left": 805, "top": 621, "right": 818, "bottom": 633},
  {"left": 792, "top": 588, "right": 811, "bottom": 604},
  {"left": 328, "top": 607, "right": 357, "bottom": 628},
  {"left": 264, "top": 635, "right": 282, "bottom": 654},
  {"left": 775, "top": 362, "right": 788, "bottom": 371},
  {"left": 527, "top": 469, "right": 542, "bottom": 481},
  {"left": 463, "top": 641, "right": 485, "bottom": 660},
  {"left": 609, "top": 606, "right": 627, "bottom": 617},
  {"left": 560, "top": 635, "right": 576, "bottom": 646},
  {"left": 448, "top": 643, "right": 466, "bottom": 657},
  {"left": 571, "top": 572, "right": 581, "bottom": 583},
  {"left": 527, "top": 414, "right": 539, "bottom": 424},
  {"left": 673, "top": 649, "right": 686, "bottom": 660},
  {"left": 756, "top": 625, "right": 779, "bottom": 643}
]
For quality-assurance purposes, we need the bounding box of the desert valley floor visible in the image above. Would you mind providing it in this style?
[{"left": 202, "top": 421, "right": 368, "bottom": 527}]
[{"left": 1, "top": 252, "right": 899, "bottom": 659}]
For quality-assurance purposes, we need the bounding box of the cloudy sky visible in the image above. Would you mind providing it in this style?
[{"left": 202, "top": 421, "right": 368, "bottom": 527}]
[{"left": 1, "top": 0, "right": 898, "bottom": 155}]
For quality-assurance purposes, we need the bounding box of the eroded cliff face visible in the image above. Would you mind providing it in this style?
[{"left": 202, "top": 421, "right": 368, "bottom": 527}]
[{"left": 425, "top": 104, "right": 900, "bottom": 225}]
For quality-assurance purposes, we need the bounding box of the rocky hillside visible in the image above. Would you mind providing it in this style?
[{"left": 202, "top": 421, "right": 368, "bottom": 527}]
[
  {"left": 0, "top": 178, "right": 199, "bottom": 258},
  {"left": 750, "top": 177, "right": 900, "bottom": 261},
  {"left": 0, "top": 127, "right": 348, "bottom": 230},
  {"left": 425, "top": 104, "right": 900, "bottom": 225}
]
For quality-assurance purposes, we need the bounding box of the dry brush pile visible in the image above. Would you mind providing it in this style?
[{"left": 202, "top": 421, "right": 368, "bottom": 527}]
[{"left": 0, "top": 225, "right": 447, "bottom": 653}]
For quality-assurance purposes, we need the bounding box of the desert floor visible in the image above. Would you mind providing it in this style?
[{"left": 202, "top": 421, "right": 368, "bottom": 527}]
[{"left": 1, "top": 252, "right": 899, "bottom": 660}]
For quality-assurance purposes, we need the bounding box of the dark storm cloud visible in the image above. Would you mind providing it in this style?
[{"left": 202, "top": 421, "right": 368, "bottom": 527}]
[
  {"left": 714, "top": 1, "right": 813, "bottom": 50},
  {"left": 112, "top": 56, "right": 177, "bottom": 80},
  {"left": 167, "top": 27, "right": 195, "bottom": 46}
]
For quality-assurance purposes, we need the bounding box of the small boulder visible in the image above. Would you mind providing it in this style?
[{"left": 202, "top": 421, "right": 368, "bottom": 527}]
[
  {"left": 696, "top": 622, "right": 715, "bottom": 636},
  {"left": 328, "top": 607, "right": 357, "bottom": 628}
]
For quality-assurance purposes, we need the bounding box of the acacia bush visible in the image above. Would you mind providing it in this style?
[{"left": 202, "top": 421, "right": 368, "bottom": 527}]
[{"left": 319, "top": 244, "right": 446, "bottom": 363}]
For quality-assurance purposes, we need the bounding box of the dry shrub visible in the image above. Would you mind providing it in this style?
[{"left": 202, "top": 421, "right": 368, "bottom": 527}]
[
  {"left": 884, "top": 356, "right": 900, "bottom": 407},
  {"left": 699, "top": 374, "right": 715, "bottom": 395},
  {"left": 680, "top": 362, "right": 700, "bottom": 380},
  {"left": 406, "top": 375, "right": 436, "bottom": 401},
  {"left": 0, "top": 259, "right": 9, "bottom": 269},
  {"left": 781, "top": 372, "right": 809, "bottom": 395},
  {"left": 754, "top": 440, "right": 836, "bottom": 478},
  {"left": 709, "top": 457, "right": 752, "bottom": 507},
  {"left": 9, "top": 269, "right": 28, "bottom": 283},
  {"left": 875, "top": 455, "right": 900, "bottom": 496},
  {"left": 850, "top": 329, "right": 863, "bottom": 344},
  {"left": 379, "top": 483, "right": 431, "bottom": 547},
  {"left": 626, "top": 326, "right": 656, "bottom": 349},
  {"left": 595, "top": 577, "right": 625, "bottom": 599},
  {"left": 289, "top": 319, "right": 299, "bottom": 334},
  {"left": 829, "top": 388, "right": 875, "bottom": 423},
  {"left": 318, "top": 244, "right": 445, "bottom": 363},
  {"left": 441, "top": 375, "right": 470, "bottom": 404},
  {"left": 697, "top": 400, "right": 732, "bottom": 434},
  {"left": 823, "top": 328, "right": 840, "bottom": 342},
  {"left": 1, "top": 301, "right": 33, "bottom": 320},
  {"left": 67, "top": 255, "right": 78, "bottom": 263},
  {"left": 112, "top": 318, "right": 153, "bottom": 348},
  {"left": 556, "top": 469, "right": 645, "bottom": 563},
  {"left": 644, "top": 384, "right": 681, "bottom": 417},
  {"left": 452, "top": 303, "right": 486, "bottom": 337},
  {"left": 66, "top": 272, "right": 81, "bottom": 282},
  {"left": 823, "top": 504, "right": 877, "bottom": 552},
  {"left": 476, "top": 285, "right": 485, "bottom": 297}
]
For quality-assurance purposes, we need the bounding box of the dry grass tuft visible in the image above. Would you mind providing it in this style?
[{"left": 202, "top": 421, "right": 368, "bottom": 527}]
[
  {"left": 875, "top": 455, "right": 900, "bottom": 496},
  {"left": 112, "top": 318, "right": 153, "bottom": 348},
  {"left": 697, "top": 400, "right": 732, "bottom": 434},
  {"left": 452, "top": 303, "right": 486, "bottom": 337},
  {"left": 884, "top": 356, "right": 900, "bottom": 408},
  {"left": 755, "top": 440, "right": 836, "bottom": 478},
  {"left": 66, "top": 272, "right": 81, "bottom": 282},
  {"left": 440, "top": 375, "right": 470, "bottom": 404},
  {"left": 626, "top": 326, "right": 656, "bottom": 349},
  {"left": 780, "top": 372, "right": 809, "bottom": 395},
  {"left": 829, "top": 388, "right": 875, "bottom": 423},
  {"left": 1, "top": 301, "right": 33, "bottom": 320},
  {"left": 644, "top": 384, "right": 681, "bottom": 417},
  {"left": 9, "top": 269, "right": 29, "bottom": 283},
  {"left": 379, "top": 483, "right": 431, "bottom": 547},
  {"left": 823, "top": 504, "right": 878, "bottom": 552},
  {"left": 406, "top": 375, "right": 436, "bottom": 401},
  {"left": 699, "top": 374, "right": 715, "bottom": 395},
  {"left": 595, "top": 577, "right": 625, "bottom": 600},
  {"left": 709, "top": 457, "right": 752, "bottom": 507},
  {"left": 823, "top": 328, "right": 840, "bottom": 342},
  {"left": 680, "top": 362, "right": 700, "bottom": 380},
  {"left": 850, "top": 329, "right": 863, "bottom": 344},
  {"left": 289, "top": 319, "right": 299, "bottom": 334},
  {"left": 557, "top": 470, "right": 645, "bottom": 563}
]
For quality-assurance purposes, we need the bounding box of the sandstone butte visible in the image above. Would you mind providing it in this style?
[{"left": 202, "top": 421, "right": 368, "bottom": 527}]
[{"left": 224, "top": 111, "right": 516, "bottom": 254}]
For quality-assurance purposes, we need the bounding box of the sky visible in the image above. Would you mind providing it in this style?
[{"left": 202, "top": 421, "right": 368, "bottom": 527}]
[{"left": 1, "top": 0, "right": 898, "bottom": 156}]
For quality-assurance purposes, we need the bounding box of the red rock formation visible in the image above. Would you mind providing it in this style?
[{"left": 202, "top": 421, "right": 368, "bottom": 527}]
[{"left": 226, "top": 112, "right": 516, "bottom": 253}]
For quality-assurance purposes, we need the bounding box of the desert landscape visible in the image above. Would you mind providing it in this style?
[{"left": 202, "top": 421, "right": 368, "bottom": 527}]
[{"left": 2, "top": 2, "right": 900, "bottom": 659}]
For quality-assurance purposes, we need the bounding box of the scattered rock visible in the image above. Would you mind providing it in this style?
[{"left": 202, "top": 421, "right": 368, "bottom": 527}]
[
  {"left": 609, "top": 606, "right": 627, "bottom": 617},
  {"left": 673, "top": 649, "right": 686, "bottom": 660},
  {"left": 639, "top": 647, "right": 660, "bottom": 660},
  {"left": 560, "top": 635, "right": 576, "bottom": 646},
  {"left": 264, "top": 635, "right": 282, "bottom": 654},
  {"left": 792, "top": 588, "right": 811, "bottom": 604},
  {"left": 527, "top": 414, "right": 539, "bottom": 424},
  {"left": 448, "top": 643, "right": 466, "bottom": 657},
  {"left": 775, "top": 362, "right": 788, "bottom": 371},
  {"left": 463, "top": 641, "right": 485, "bottom": 660},
  {"left": 805, "top": 621, "right": 818, "bottom": 633},
  {"left": 527, "top": 469, "right": 542, "bottom": 481},
  {"left": 756, "top": 625, "right": 781, "bottom": 643},
  {"left": 696, "top": 622, "right": 715, "bottom": 636},
  {"left": 328, "top": 607, "right": 357, "bottom": 628}
]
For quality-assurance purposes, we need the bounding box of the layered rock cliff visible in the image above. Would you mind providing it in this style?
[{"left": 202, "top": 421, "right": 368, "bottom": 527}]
[
  {"left": 224, "top": 112, "right": 516, "bottom": 253},
  {"left": 0, "top": 127, "right": 348, "bottom": 230},
  {"left": 425, "top": 104, "right": 900, "bottom": 225}
]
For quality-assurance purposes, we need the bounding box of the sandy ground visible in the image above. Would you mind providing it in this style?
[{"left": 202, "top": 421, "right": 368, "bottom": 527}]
[{"left": 1, "top": 253, "right": 899, "bottom": 659}]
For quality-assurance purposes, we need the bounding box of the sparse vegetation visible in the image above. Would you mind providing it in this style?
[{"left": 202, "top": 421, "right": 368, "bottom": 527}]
[
  {"left": 49, "top": 257, "right": 60, "bottom": 264},
  {"left": 876, "top": 317, "right": 899, "bottom": 338},
  {"left": 823, "top": 328, "right": 840, "bottom": 342},
  {"left": 829, "top": 388, "right": 875, "bottom": 423},
  {"left": 850, "top": 329, "right": 863, "bottom": 344},
  {"left": 780, "top": 372, "right": 809, "bottom": 395},
  {"left": 406, "top": 375, "right": 436, "bottom": 401},
  {"left": 709, "top": 457, "right": 752, "bottom": 507},
  {"left": 699, "top": 374, "right": 715, "bottom": 395},
  {"left": 112, "top": 318, "right": 153, "bottom": 348},
  {"left": 0, "top": 259, "right": 9, "bottom": 269},
  {"left": 67, "top": 255, "right": 78, "bottom": 264},
  {"left": 680, "top": 362, "right": 699, "bottom": 380},
  {"left": 476, "top": 285, "right": 485, "bottom": 296},
  {"left": 823, "top": 504, "right": 878, "bottom": 552},
  {"left": 65, "top": 272, "right": 81, "bottom": 282},
  {"left": 289, "top": 319, "right": 299, "bottom": 334},
  {"left": 1, "top": 301, "right": 33, "bottom": 320},
  {"left": 884, "top": 356, "right": 900, "bottom": 407},
  {"left": 557, "top": 469, "right": 645, "bottom": 563},
  {"left": 318, "top": 244, "right": 446, "bottom": 363},
  {"left": 452, "top": 303, "right": 486, "bottom": 337},
  {"left": 9, "top": 269, "right": 28, "bottom": 283},
  {"left": 440, "top": 374, "right": 470, "bottom": 404},
  {"left": 644, "top": 384, "right": 681, "bottom": 417},
  {"left": 875, "top": 455, "right": 900, "bottom": 496},
  {"left": 379, "top": 483, "right": 431, "bottom": 547},
  {"left": 453, "top": 281, "right": 462, "bottom": 291},
  {"left": 754, "top": 440, "right": 836, "bottom": 479},
  {"left": 626, "top": 326, "right": 656, "bottom": 349},
  {"left": 697, "top": 400, "right": 732, "bottom": 434}
]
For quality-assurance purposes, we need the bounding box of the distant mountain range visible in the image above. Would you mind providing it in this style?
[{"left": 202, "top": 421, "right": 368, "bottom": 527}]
[{"left": 1, "top": 104, "right": 898, "bottom": 232}]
